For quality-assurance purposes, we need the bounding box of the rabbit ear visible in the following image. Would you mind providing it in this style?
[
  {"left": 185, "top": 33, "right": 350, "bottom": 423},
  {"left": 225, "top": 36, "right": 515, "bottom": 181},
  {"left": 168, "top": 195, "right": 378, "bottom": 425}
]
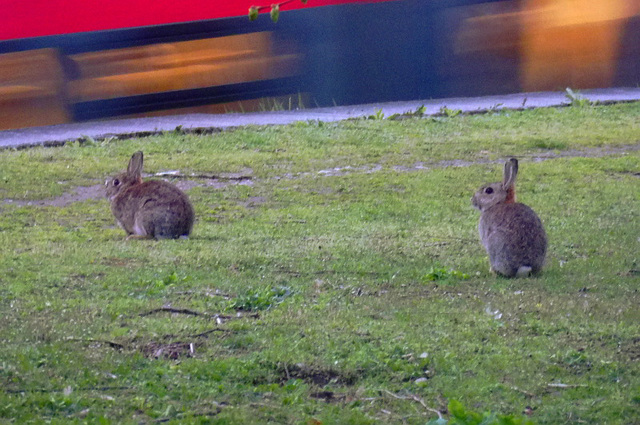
[
  {"left": 127, "top": 151, "right": 144, "bottom": 179},
  {"left": 503, "top": 158, "right": 518, "bottom": 189}
]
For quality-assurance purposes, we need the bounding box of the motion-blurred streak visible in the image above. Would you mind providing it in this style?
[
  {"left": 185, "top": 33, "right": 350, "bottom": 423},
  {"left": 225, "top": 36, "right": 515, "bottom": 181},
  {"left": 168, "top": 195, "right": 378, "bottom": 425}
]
[{"left": 457, "top": 0, "right": 640, "bottom": 90}]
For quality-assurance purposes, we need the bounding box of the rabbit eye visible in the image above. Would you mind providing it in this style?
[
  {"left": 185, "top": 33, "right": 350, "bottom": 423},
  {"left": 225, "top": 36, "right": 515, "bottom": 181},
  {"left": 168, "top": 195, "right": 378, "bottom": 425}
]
[
  {"left": 484, "top": 187, "right": 493, "bottom": 194},
  {"left": 113, "top": 179, "right": 120, "bottom": 187}
]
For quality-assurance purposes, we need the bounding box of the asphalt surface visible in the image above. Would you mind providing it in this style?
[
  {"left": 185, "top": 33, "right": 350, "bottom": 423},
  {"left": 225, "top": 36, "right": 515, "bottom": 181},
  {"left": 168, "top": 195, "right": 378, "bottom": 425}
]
[{"left": 1, "top": 87, "right": 639, "bottom": 149}]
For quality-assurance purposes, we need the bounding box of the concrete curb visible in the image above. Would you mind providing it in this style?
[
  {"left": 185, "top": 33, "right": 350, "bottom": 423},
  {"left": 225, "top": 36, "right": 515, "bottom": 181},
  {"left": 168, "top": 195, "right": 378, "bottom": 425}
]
[{"left": 1, "top": 87, "right": 639, "bottom": 149}]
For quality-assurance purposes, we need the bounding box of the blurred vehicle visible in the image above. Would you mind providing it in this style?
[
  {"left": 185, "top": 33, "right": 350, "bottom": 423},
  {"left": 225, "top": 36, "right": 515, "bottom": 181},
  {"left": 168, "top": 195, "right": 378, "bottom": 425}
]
[{"left": 0, "top": 0, "right": 638, "bottom": 130}]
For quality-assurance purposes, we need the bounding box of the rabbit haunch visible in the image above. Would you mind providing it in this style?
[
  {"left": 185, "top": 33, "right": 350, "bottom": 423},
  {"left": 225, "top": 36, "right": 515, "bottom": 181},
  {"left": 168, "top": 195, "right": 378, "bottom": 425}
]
[
  {"left": 472, "top": 158, "right": 547, "bottom": 278},
  {"left": 106, "top": 151, "right": 195, "bottom": 240}
]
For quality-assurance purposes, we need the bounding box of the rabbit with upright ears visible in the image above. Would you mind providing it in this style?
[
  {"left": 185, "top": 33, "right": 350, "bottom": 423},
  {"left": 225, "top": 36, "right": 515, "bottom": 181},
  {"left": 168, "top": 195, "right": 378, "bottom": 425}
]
[
  {"left": 472, "top": 158, "right": 547, "bottom": 277},
  {"left": 106, "top": 151, "right": 195, "bottom": 240}
]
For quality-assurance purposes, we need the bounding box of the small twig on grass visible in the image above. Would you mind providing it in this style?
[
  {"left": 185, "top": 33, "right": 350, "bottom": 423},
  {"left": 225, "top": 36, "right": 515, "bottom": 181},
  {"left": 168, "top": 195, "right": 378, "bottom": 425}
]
[
  {"left": 153, "top": 172, "right": 252, "bottom": 181},
  {"left": 510, "top": 385, "right": 536, "bottom": 398},
  {"left": 138, "top": 307, "right": 260, "bottom": 323},
  {"left": 422, "top": 242, "right": 454, "bottom": 247},
  {"left": 284, "top": 363, "right": 291, "bottom": 381},
  {"left": 381, "top": 390, "right": 444, "bottom": 419},
  {"left": 139, "top": 307, "right": 208, "bottom": 318},
  {"left": 65, "top": 337, "right": 125, "bottom": 350},
  {"left": 548, "top": 383, "right": 588, "bottom": 389},
  {"left": 188, "top": 328, "right": 235, "bottom": 338}
]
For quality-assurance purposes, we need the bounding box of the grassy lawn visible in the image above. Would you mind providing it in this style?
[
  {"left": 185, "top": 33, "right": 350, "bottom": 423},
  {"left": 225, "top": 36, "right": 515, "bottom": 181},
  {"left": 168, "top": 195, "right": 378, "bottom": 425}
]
[{"left": 0, "top": 103, "right": 639, "bottom": 424}]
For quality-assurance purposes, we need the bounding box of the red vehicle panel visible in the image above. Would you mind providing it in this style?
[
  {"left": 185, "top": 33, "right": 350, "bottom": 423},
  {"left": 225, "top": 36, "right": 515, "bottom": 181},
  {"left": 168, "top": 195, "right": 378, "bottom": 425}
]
[{"left": 0, "top": 0, "right": 388, "bottom": 40}]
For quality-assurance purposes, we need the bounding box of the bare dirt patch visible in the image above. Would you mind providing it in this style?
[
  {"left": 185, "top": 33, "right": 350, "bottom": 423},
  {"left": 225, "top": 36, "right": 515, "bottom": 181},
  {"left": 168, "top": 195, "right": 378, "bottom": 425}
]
[
  {"left": 2, "top": 172, "right": 254, "bottom": 207},
  {"left": 295, "top": 143, "right": 640, "bottom": 180},
  {"left": 238, "top": 196, "right": 267, "bottom": 209},
  {"left": 3, "top": 145, "right": 637, "bottom": 208},
  {"left": 3, "top": 184, "right": 105, "bottom": 207}
]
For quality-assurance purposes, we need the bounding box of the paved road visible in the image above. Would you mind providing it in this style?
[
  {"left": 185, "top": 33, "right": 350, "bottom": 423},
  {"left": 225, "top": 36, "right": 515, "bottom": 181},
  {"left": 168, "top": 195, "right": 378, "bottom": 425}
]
[{"left": 1, "top": 87, "right": 639, "bottom": 149}]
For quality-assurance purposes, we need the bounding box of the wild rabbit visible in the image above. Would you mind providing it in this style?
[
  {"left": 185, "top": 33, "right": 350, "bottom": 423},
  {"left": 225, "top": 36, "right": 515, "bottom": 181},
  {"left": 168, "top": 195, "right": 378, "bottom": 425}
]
[
  {"left": 106, "top": 151, "right": 195, "bottom": 239},
  {"left": 472, "top": 158, "right": 547, "bottom": 277}
]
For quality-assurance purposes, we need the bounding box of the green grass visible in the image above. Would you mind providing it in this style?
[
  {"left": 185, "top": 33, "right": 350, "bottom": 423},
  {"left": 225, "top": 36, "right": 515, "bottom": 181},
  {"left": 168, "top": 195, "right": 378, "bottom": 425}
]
[{"left": 0, "top": 103, "right": 639, "bottom": 424}]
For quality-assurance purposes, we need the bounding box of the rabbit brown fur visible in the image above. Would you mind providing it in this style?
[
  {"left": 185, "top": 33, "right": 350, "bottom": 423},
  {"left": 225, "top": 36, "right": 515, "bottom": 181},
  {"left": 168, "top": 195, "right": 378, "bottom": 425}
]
[
  {"left": 106, "top": 151, "right": 195, "bottom": 240},
  {"left": 472, "top": 158, "right": 547, "bottom": 277}
]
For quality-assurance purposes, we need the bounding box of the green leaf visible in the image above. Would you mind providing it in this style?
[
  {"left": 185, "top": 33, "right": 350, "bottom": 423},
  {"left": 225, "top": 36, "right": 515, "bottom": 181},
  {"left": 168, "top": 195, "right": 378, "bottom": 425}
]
[
  {"left": 448, "top": 400, "right": 467, "bottom": 419},
  {"left": 423, "top": 267, "right": 470, "bottom": 282},
  {"left": 270, "top": 4, "right": 280, "bottom": 23},
  {"left": 248, "top": 6, "right": 259, "bottom": 21}
]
